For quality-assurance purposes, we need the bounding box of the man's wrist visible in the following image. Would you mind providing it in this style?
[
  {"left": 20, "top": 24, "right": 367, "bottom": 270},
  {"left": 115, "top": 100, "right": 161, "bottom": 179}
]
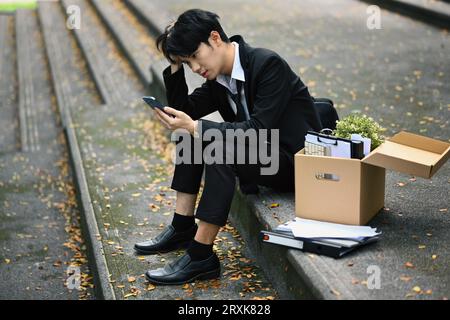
[{"left": 191, "top": 120, "right": 199, "bottom": 138}]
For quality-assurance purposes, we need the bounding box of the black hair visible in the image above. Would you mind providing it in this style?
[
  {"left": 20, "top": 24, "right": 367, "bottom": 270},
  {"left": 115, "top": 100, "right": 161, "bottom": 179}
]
[{"left": 156, "top": 9, "right": 229, "bottom": 64}]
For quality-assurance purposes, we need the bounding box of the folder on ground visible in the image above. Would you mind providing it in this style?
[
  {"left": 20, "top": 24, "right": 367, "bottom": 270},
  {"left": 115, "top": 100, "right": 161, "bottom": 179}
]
[{"left": 260, "top": 218, "right": 381, "bottom": 258}]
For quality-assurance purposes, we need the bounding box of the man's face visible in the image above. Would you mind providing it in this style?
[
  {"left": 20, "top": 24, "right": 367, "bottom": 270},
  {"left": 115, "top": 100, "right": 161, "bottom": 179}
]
[{"left": 179, "top": 35, "right": 224, "bottom": 80}]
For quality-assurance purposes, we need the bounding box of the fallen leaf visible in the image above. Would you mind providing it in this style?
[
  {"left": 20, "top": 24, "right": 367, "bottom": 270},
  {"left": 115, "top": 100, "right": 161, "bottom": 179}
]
[
  {"left": 405, "top": 262, "right": 414, "bottom": 269},
  {"left": 149, "top": 203, "right": 160, "bottom": 212},
  {"left": 400, "top": 276, "right": 411, "bottom": 282},
  {"left": 330, "top": 289, "right": 341, "bottom": 296},
  {"left": 230, "top": 274, "right": 242, "bottom": 281}
]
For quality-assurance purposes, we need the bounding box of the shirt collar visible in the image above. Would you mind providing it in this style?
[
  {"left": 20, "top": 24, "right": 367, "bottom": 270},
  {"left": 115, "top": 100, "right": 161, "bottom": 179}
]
[
  {"left": 230, "top": 42, "right": 245, "bottom": 82},
  {"left": 216, "top": 42, "right": 245, "bottom": 89}
]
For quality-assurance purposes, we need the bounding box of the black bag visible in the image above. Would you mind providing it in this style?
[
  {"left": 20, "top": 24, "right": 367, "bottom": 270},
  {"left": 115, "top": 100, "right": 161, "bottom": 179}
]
[{"left": 312, "top": 97, "right": 339, "bottom": 131}]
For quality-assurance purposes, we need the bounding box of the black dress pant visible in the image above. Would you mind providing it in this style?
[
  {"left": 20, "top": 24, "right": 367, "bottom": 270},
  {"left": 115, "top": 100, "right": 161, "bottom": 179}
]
[{"left": 170, "top": 133, "right": 294, "bottom": 227}]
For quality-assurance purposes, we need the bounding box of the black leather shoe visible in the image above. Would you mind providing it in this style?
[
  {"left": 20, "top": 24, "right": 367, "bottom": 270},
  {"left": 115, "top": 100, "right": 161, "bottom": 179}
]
[
  {"left": 134, "top": 224, "right": 197, "bottom": 255},
  {"left": 145, "top": 253, "right": 221, "bottom": 285}
]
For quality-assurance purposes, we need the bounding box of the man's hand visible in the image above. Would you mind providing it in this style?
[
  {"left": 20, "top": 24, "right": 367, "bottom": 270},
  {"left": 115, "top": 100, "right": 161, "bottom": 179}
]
[
  {"left": 154, "top": 107, "right": 197, "bottom": 135},
  {"left": 169, "top": 54, "right": 182, "bottom": 74}
]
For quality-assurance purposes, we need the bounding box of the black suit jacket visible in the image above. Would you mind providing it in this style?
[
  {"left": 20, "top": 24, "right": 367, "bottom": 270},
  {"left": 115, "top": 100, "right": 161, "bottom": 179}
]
[{"left": 162, "top": 35, "right": 322, "bottom": 156}]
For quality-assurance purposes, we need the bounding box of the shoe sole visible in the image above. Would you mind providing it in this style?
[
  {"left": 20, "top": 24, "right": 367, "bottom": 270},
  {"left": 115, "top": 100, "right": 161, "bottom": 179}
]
[
  {"left": 134, "top": 240, "right": 191, "bottom": 255},
  {"left": 145, "top": 268, "right": 221, "bottom": 286}
]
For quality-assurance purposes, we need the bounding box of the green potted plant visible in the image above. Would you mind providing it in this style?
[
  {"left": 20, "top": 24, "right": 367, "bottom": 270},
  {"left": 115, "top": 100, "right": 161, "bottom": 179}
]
[{"left": 333, "top": 113, "right": 385, "bottom": 150}]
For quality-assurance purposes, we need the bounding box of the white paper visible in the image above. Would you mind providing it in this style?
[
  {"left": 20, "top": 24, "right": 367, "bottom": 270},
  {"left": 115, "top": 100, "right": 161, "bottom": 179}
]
[{"left": 280, "top": 218, "right": 381, "bottom": 240}]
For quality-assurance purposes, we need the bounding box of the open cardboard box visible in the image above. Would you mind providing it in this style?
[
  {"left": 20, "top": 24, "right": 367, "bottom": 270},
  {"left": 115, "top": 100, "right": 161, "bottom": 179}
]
[{"left": 294, "top": 131, "right": 450, "bottom": 225}]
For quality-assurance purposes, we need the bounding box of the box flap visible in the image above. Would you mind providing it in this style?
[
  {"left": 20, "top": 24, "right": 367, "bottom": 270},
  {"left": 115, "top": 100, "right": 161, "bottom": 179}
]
[{"left": 362, "top": 131, "right": 450, "bottom": 178}]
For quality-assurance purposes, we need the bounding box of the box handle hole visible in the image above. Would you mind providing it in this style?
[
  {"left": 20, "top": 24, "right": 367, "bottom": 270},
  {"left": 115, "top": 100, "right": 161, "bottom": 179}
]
[{"left": 315, "top": 172, "right": 340, "bottom": 181}]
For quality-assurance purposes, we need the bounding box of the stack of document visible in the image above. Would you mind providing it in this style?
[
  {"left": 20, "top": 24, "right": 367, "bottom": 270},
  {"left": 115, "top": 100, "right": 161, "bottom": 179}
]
[
  {"left": 304, "top": 131, "right": 366, "bottom": 159},
  {"left": 261, "top": 218, "right": 381, "bottom": 258}
]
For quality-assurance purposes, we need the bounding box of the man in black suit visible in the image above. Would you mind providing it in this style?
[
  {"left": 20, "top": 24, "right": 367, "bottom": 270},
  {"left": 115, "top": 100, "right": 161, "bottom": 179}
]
[{"left": 135, "top": 9, "right": 337, "bottom": 285}]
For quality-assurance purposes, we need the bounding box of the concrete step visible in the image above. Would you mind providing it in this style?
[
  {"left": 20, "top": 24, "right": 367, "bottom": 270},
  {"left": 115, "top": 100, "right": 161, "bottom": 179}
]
[
  {"left": 359, "top": 0, "right": 450, "bottom": 29},
  {"left": 0, "top": 15, "right": 11, "bottom": 100},
  {"left": 90, "top": 0, "right": 158, "bottom": 88},
  {"left": 16, "top": 9, "right": 73, "bottom": 153},
  {"left": 59, "top": 0, "right": 147, "bottom": 105},
  {"left": 37, "top": 1, "right": 102, "bottom": 114},
  {"left": 399, "top": 0, "right": 450, "bottom": 16},
  {"left": 0, "top": 148, "right": 95, "bottom": 300},
  {"left": 38, "top": 0, "right": 114, "bottom": 299},
  {"left": 0, "top": 8, "right": 93, "bottom": 300},
  {"left": 16, "top": 10, "right": 40, "bottom": 152},
  {"left": 123, "top": 0, "right": 172, "bottom": 39},
  {"left": 0, "top": 14, "right": 19, "bottom": 153}
]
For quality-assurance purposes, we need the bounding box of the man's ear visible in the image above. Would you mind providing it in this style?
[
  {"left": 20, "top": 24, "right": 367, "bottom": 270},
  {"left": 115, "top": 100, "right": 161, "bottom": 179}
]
[{"left": 209, "top": 31, "right": 222, "bottom": 45}]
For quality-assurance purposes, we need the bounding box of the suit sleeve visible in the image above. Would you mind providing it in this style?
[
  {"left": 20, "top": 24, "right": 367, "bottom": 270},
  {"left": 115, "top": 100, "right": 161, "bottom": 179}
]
[
  {"left": 198, "top": 56, "right": 295, "bottom": 136},
  {"left": 163, "top": 65, "right": 218, "bottom": 120}
]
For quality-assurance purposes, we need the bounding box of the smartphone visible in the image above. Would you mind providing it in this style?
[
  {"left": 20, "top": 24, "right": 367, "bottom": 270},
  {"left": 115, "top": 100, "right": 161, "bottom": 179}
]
[
  {"left": 142, "top": 96, "right": 175, "bottom": 118},
  {"left": 142, "top": 96, "right": 166, "bottom": 111}
]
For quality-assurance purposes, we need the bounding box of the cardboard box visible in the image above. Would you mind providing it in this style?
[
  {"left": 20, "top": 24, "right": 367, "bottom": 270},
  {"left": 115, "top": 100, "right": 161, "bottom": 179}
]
[{"left": 295, "top": 131, "right": 450, "bottom": 225}]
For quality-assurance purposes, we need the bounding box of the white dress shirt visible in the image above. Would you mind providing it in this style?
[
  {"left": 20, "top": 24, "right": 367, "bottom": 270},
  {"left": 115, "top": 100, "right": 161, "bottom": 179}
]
[{"left": 215, "top": 42, "right": 250, "bottom": 120}]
